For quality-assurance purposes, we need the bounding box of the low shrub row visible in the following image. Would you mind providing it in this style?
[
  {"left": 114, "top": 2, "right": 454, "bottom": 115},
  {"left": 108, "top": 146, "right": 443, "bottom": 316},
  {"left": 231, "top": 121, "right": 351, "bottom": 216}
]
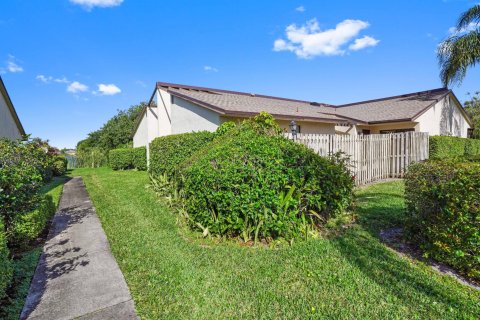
[
  {"left": 0, "top": 220, "right": 12, "bottom": 301},
  {"left": 9, "top": 194, "right": 56, "bottom": 249},
  {"left": 405, "top": 160, "right": 480, "bottom": 280},
  {"left": 429, "top": 136, "right": 480, "bottom": 159},
  {"left": 149, "top": 114, "right": 354, "bottom": 242},
  {"left": 108, "top": 147, "right": 147, "bottom": 171}
]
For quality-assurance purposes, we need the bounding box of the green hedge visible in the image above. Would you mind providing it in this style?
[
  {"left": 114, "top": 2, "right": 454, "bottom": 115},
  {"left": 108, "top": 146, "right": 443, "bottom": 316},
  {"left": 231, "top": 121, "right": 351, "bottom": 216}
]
[
  {"left": 109, "top": 147, "right": 147, "bottom": 171},
  {"left": 405, "top": 160, "right": 480, "bottom": 280},
  {"left": 149, "top": 131, "right": 215, "bottom": 179},
  {"left": 429, "top": 136, "right": 480, "bottom": 159},
  {"left": 9, "top": 194, "right": 56, "bottom": 248},
  {"left": 180, "top": 118, "right": 354, "bottom": 241},
  {"left": 132, "top": 147, "right": 147, "bottom": 171},
  {"left": 0, "top": 220, "right": 12, "bottom": 300},
  {"left": 109, "top": 148, "right": 134, "bottom": 170}
]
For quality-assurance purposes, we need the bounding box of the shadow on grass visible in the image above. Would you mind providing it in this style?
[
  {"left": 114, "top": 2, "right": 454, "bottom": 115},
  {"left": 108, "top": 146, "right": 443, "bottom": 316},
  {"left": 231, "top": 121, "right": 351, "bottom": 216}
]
[
  {"left": 39, "top": 176, "right": 71, "bottom": 196},
  {"left": 331, "top": 231, "right": 473, "bottom": 312}
]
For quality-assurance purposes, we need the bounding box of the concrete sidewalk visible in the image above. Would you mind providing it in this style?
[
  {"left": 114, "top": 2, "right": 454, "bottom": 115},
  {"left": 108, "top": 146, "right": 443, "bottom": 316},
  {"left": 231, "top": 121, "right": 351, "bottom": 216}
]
[{"left": 21, "top": 177, "right": 138, "bottom": 320}]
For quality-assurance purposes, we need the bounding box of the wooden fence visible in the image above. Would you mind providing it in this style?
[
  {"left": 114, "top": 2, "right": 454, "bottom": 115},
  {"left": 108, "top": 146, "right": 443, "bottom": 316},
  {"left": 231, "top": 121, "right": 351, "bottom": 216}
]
[{"left": 285, "top": 132, "right": 429, "bottom": 185}]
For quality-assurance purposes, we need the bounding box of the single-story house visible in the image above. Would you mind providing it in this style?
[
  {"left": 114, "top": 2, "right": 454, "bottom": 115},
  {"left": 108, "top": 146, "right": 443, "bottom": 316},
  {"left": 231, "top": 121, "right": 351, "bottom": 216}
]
[
  {"left": 0, "top": 76, "right": 25, "bottom": 140},
  {"left": 133, "top": 81, "right": 472, "bottom": 150}
]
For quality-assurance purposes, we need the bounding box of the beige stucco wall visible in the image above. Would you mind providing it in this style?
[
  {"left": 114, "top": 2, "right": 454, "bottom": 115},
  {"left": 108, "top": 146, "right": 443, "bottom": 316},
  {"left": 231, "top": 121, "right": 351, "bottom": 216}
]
[
  {"left": 0, "top": 92, "right": 22, "bottom": 140},
  {"left": 416, "top": 94, "right": 470, "bottom": 137},
  {"left": 133, "top": 111, "right": 148, "bottom": 147},
  {"left": 171, "top": 96, "right": 220, "bottom": 134}
]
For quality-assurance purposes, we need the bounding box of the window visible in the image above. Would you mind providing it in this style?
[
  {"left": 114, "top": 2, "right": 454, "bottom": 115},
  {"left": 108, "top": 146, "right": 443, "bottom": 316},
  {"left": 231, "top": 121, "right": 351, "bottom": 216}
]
[
  {"left": 467, "top": 128, "right": 474, "bottom": 138},
  {"left": 362, "top": 129, "right": 371, "bottom": 135},
  {"left": 379, "top": 128, "right": 415, "bottom": 134}
]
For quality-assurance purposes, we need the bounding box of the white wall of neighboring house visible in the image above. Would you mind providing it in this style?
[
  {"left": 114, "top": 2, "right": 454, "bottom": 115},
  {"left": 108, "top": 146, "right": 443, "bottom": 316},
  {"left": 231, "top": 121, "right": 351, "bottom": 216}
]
[
  {"left": 170, "top": 96, "right": 220, "bottom": 134},
  {"left": 416, "top": 94, "right": 470, "bottom": 137},
  {"left": 0, "top": 92, "right": 22, "bottom": 140},
  {"left": 133, "top": 111, "right": 148, "bottom": 147}
]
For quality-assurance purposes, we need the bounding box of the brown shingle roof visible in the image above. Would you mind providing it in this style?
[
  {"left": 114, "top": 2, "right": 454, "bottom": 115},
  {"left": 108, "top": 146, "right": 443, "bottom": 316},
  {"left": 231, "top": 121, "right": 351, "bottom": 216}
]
[
  {"left": 153, "top": 82, "right": 455, "bottom": 125},
  {"left": 335, "top": 88, "right": 451, "bottom": 123}
]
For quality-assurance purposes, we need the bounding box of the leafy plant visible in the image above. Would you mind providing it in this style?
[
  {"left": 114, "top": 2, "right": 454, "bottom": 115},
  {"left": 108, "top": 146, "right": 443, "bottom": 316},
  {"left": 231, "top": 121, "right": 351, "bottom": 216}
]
[
  {"left": 180, "top": 121, "right": 354, "bottom": 241},
  {"left": 429, "top": 135, "right": 480, "bottom": 159},
  {"left": 405, "top": 160, "right": 480, "bottom": 280},
  {"left": 109, "top": 148, "right": 134, "bottom": 170},
  {"left": 0, "top": 219, "right": 12, "bottom": 301}
]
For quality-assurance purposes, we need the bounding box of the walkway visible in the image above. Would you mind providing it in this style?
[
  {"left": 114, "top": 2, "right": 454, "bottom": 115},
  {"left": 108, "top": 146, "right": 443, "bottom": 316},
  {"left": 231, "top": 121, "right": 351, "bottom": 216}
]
[{"left": 21, "top": 177, "right": 138, "bottom": 320}]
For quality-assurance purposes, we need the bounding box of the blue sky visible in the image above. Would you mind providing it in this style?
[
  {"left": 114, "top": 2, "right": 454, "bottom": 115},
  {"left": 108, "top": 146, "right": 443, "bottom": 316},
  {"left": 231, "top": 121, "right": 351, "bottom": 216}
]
[{"left": 1, "top": 0, "right": 479, "bottom": 148}]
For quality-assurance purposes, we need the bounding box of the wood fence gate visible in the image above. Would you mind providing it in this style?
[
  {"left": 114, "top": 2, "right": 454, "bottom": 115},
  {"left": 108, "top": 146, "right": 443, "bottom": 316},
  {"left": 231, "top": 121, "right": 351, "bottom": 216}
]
[{"left": 285, "top": 132, "right": 429, "bottom": 185}]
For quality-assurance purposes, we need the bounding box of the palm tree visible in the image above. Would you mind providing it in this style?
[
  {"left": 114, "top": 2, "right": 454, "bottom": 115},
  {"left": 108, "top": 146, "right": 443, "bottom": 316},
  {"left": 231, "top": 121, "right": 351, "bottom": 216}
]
[{"left": 438, "top": 5, "right": 480, "bottom": 87}]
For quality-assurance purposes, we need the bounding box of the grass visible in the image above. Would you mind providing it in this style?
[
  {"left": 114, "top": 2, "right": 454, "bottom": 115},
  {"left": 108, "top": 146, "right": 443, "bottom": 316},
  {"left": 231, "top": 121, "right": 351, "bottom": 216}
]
[
  {"left": 72, "top": 168, "right": 480, "bottom": 320},
  {"left": 0, "top": 176, "right": 68, "bottom": 320}
]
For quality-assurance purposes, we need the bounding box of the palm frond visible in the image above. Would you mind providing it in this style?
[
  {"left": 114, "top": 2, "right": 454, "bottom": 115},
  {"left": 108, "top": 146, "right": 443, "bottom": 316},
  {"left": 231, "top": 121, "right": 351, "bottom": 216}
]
[
  {"left": 437, "top": 30, "right": 480, "bottom": 86},
  {"left": 457, "top": 5, "right": 480, "bottom": 30}
]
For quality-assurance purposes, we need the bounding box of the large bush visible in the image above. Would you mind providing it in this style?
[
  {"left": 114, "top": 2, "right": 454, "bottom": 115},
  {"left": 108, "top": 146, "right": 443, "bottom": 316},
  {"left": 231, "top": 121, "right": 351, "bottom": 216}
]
[
  {"left": 0, "top": 220, "right": 12, "bottom": 301},
  {"left": 180, "top": 122, "right": 354, "bottom": 241},
  {"left": 429, "top": 136, "right": 480, "bottom": 159},
  {"left": 9, "top": 194, "right": 56, "bottom": 248},
  {"left": 149, "top": 131, "right": 215, "bottom": 179},
  {"left": 76, "top": 147, "right": 108, "bottom": 168},
  {"left": 0, "top": 139, "right": 44, "bottom": 229},
  {"left": 405, "top": 160, "right": 480, "bottom": 280}
]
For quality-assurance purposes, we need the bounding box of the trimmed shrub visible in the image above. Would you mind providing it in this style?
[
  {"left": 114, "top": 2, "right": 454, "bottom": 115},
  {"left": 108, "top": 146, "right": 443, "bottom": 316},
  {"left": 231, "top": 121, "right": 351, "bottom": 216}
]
[
  {"left": 0, "top": 220, "right": 12, "bottom": 300},
  {"left": 149, "top": 131, "right": 215, "bottom": 179},
  {"left": 405, "top": 160, "right": 480, "bottom": 280},
  {"left": 180, "top": 126, "right": 354, "bottom": 241},
  {"left": 52, "top": 156, "right": 68, "bottom": 176},
  {"left": 132, "top": 147, "right": 147, "bottom": 171},
  {"left": 109, "top": 147, "right": 147, "bottom": 171},
  {"left": 429, "top": 136, "right": 480, "bottom": 159},
  {"left": 9, "top": 194, "right": 56, "bottom": 248},
  {"left": 109, "top": 148, "right": 134, "bottom": 170}
]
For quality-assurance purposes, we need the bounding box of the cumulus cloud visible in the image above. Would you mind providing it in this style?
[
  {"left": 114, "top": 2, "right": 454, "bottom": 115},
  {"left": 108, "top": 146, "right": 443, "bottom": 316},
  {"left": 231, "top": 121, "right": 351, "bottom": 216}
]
[
  {"left": 97, "top": 83, "right": 121, "bottom": 95},
  {"left": 295, "top": 6, "right": 305, "bottom": 12},
  {"left": 204, "top": 65, "right": 219, "bottom": 72},
  {"left": 448, "top": 22, "right": 480, "bottom": 35},
  {"left": 67, "top": 81, "right": 89, "bottom": 93},
  {"left": 348, "top": 35, "right": 380, "bottom": 51},
  {"left": 273, "top": 18, "right": 379, "bottom": 58},
  {"left": 1, "top": 55, "right": 24, "bottom": 74},
  {"left": 69, "top": 0, "right": 123, "bottom": 10}
]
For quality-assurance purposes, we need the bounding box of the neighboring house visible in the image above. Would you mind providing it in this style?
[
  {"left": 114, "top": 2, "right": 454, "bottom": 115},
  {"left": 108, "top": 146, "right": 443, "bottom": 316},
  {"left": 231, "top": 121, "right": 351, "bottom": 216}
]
[
  {"left": 0, "top": 76, "right": 25, "bottom": 140},
  {"left": 133, "top": 82, "right": 472, "bottom": 150}
]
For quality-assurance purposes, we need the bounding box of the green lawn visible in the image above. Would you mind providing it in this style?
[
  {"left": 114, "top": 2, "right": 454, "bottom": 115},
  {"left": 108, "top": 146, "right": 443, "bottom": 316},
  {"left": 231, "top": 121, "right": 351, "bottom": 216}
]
[
  {"left": 0, "top": 176, "right": 68, "bottom": 320},
  {"left": 72, "top": 168, "right": 480, "bottom": 320}
]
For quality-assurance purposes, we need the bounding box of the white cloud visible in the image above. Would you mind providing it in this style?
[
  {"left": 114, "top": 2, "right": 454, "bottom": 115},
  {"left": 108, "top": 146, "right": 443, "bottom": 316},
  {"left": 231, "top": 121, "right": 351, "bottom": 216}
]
[
  {"left": 70, "top": 0, "right": 123, "bottom": 10},
  {"left": 204, "top": 65, "right": 219, "bottom": 72},
  {"left": 36, "top": 75, "right": 53, "bottom": 83},
  {"left": 67, "top": 81, "right": 89, "bottom": 93},
  {"left": 3, "top": 55, "right": 24, "bottom": 73},
  {"left": 97, "top": 83, "right": 121, "bottom": 95},
  {"left": 448, "top": 22, "right": 480, "bottom": 35},
  {"left": 295, "top": 6, "right": 305, "bottom": 12},
  {"left": 348, "top": 35, "right": 379, "bottom": 51},
  {"left": 36, "top": 75, "right": 70, "bottom": 84},
  {"left": 273, "top": 18, "right": 378, "bottom": 58}
]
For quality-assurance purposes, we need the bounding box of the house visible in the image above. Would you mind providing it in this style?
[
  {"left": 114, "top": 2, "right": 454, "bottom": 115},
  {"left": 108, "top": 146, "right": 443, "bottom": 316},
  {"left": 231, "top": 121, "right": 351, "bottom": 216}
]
[
  {"left": 133, "top": 81, "right": 472, "bottom": 151},
  {"left": 0, "top": 76, "right": 25, "bottom": 140}
]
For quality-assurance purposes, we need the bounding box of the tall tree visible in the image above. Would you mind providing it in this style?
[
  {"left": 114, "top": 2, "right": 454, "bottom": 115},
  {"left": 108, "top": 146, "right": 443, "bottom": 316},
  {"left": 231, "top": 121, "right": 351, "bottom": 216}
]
[
  {"left": 464, "top": 91, "right": 480, "bottom": 138},
  {"left": 438, "top": 5, "right": 480, "bottom": 86}
]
